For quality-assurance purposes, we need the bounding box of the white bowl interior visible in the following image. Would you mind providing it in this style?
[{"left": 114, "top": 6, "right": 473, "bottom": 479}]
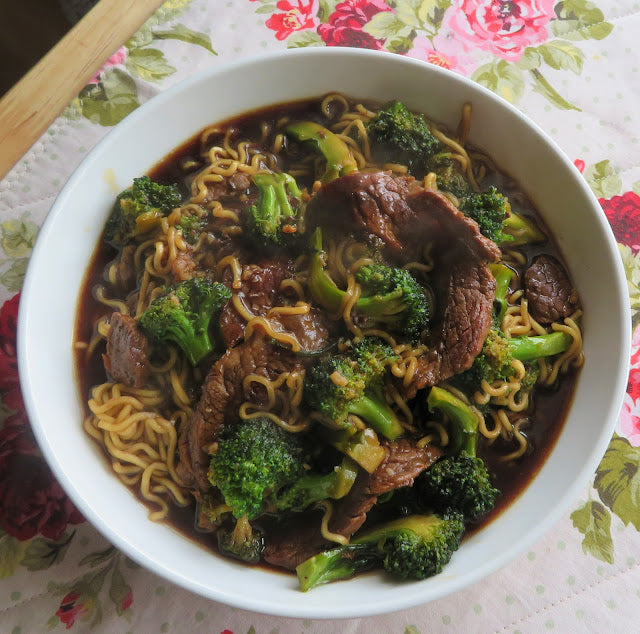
[{"left": 18, "top": 48, "right": 630, "bottom": 618}]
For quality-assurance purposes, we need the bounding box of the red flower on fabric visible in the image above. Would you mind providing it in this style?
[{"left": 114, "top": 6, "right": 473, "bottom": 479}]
[
  {"left": 0, "top": 294, "right": 22, "bottom": 413},
  {"left": 121, "top": 589, "right": 133, "bottom": 611},
  {"left": 0, "top": 292, "right": 84, "bottom": 541},
  {"left": 266, "top": 0, "right": 316, "bottom": 40},
  {"left": 318, "top": 0, "right": 392, "bottom": 49},
  {"left": 573, "top": 159, "right": 585, "bottom": 173},
  {"left": 445, "top": 0, "right": 555, "bottom": 62},
  {"left": 0, "top": 411, "right": 84, "bottom": 540},
  {"left": 599, "top": 191, "right": 640, "bottom": 254},
  {"left": 55, "top": 591, "right": 89, "bottom": 629},
  {"left": 619, "top": 325, "right": 640, "bottom": 446}
]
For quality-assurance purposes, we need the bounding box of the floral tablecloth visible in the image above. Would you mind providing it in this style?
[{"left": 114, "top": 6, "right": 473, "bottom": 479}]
[{"left": 2, "top": 0, "right": 640, "bottom": 631}]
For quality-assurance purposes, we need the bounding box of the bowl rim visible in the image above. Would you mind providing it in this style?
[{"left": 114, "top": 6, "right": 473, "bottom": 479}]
[{"left": 17, "top": 47, "right": 631, "bottom": 618}]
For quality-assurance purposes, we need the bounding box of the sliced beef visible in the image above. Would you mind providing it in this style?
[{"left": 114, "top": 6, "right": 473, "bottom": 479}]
[
  {"left": 103, "top": 312, "right": 149, "bottom": 388},
  {"left": 219, "top": 259, "right": 294, "bottom": 347},
  {"left": 176, "top": 336, "right": 302, "bottom": 491},
  {"left": 306, "top": 171, "right": 500, "bottom": 262},
  {"left": 194, "top": 170, "right": 252, "bottom": 204},
  {"left": 171, "top": 246, "right": 196, "bottom": 282},
  {"left": 329, "top": 439, "right": 442, "bottom": 537},
  {"left": 219, "top": 257, "right": 330, "bottom": 352},
  {"left": 524, "top": 255, "right": 579, "bottom": 324},
  {"left": 408, "top": 258, "right": 496, "bottom": 395},
  {"left": 110, "top": 245, "right": 137, "bottom": 293},
  {"left": 262, "top": 439, "right": 442, "bottom": 571}
]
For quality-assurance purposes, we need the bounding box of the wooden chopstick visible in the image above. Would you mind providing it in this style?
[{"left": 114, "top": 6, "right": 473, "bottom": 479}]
[{"left": 0, "top": 0, "right": 166, "bottom": 181}]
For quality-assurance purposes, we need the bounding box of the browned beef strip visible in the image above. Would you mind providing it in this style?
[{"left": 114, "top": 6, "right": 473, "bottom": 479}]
[
  {"left": 306, "top": 171, "right": 500, "bottom": 262},
  {"left": 524, "top": 255, "right": 579, "bottom": 324},
  {"left": 192, "top": 170, "right": 252, "bottom": 204},
  {"left": 176, "top": 336, "right": 302, "bottom": 492},
  {"left": 103, "top": 312, "right": 149, "bottom": 388},
  {"left": 218, "top": 257, "right": 330, "bottom": 352},
  {"left": 329, "top": 440, "right": 443, "bottom": 537},
  {"left": 262, "top": 440, "right": 442, "bottom": 571},
  {"left": 407, "top": 258, "right": 496, "bottom": 396},
  {"left": 171, "top": 245, "right": 196, "bottom": 283},
  {"left": 111, "top": 245, "right": 137, "bottom": 293}
]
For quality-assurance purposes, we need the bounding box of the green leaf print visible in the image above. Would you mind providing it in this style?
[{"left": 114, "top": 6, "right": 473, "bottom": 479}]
[
  {"left": 363, "top": 12, "right": 412, "bottom": 39},
  {"left": 417, "top": 0, "right": 452, "bottom": 29},
  {"left": 109, "top": 565, "right": 132, "bottom": 616},
  {"left": 287, "top": 30, "right": 324, "bottom": 48},
  {"left": 0, "top": 532, "right": 28, "bottom": 579},
  {"left": 570, "top": 500, "right": 614, "bottom": 564},
  {"left": 552, "top": 0, "right": 614, "bottom": 41},
  {"left": 126, "top": 48, "right": 176, "bottom": 83},
  {"left": 79, "top": 545, "right": 117, "bottom": 568},
  {"left": 0, "top": 217, "right": 38, "bottom": 257},
  {"left": 21, "top": 532, "right": 74, "bottom": 571},
  {"left": 584, "top": 159, "right": 622, "bottom": 198},
  {"left": 394, "top": 0, "right": 424, "bottom": 28},
  {"left": 255, "top": 4, "right": 278, "bottom": 14},
  {"left": 530, "top": 68, "right": 580, "bottom": 111},
  {"left": 318, "top": 0, "right": 339, "bottom": 22},
  {"left": 536, "top": 40, "right": 584, "bottom": 74},
  {"left": 472, "top": 60, "right": 525, "bottom": 104},
  {"left": 0, "top": 257, "right": 29, "bottom": 292},
  {"left": 516, "top": 46, "right": 542, "bottom": 71},
  {"left": 152, "top": 24, "right": 217, "bottom": 54},
  {"left": 79, "top": 69, "right": 140, "bottom": 126},
  {"left": 594, "top": 435, "right": 640, "bottom": 530}
]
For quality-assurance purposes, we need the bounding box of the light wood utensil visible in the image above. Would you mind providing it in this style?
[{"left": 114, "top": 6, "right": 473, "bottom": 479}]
[{"left": 0, "top": 0, "right": 166, "bottom": 180}]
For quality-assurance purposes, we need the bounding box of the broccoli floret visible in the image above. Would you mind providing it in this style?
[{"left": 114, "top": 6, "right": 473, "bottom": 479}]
[
  {"left": 456, "top": 327, "right": 573, "bottom": 397},
  {"left": 427, "top": 386, "right": 480, "bottom": 457},
  {"left": 308, "top": 228, "right": 431, "bottom": 344},
  {"left": 427, "top": 153, "right": 471, "bottom": 198},
  {"left": 417, "top": 455, "right": 499, "bottom": 523},
  {"left": 355, "top": 264, "right": 432, "bottom": 344},
  {"left": 104, "top": 176, "right": 182, "bottom": 246},
  {"left": 303, "top": 337, "right": 404, "bottom": 440},
  {"left": 460, "top": 187, "right": 513, "bottom": 244},
  {"left": 178, "top": 211, "right": 208, "bottom": 244},
  {"left": 273, "top": 457, "right": 358, "bottom": 512},
  {"left": 244, "top": 172, "right": 304, "bottom": 250},
  {"left": 217, "top": 515, "right": 263, "bottom": 564},
  {"left": 366, "top": 101, "right": 442, "bottom": 177},
  {"left": 296, "top": 513, "right": 464, "bottom": 590},
  {"left": 286, "top": 121, "right": 357, "bottom": 183},
  {"left": 208, "top": 417, "right": 306, "bottom": 520},
  {"left": 138, "top": 277, "right": 231, "bottom": 365},
  {"left": 460, "top": 187, "right": 545, "bottom": 245}
]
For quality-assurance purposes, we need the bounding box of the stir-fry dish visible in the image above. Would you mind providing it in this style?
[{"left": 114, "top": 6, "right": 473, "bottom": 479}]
[{"left": 75, "top": 94, "right": 584, "bottom": 589}]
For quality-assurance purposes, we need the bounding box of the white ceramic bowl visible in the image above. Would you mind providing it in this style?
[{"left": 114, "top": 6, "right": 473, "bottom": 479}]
[{"left": 18, "top": 48, "right": 630, "bottom": 618}]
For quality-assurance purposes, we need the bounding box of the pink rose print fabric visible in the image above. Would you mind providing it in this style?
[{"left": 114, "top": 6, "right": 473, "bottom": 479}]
[{"left": 445, "top": 0, "right": 556, "bottom": 61}]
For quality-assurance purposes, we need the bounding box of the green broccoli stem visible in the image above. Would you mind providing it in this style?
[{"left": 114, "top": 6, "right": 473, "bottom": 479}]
[
  {"left": 350, "top": 394, "right": 404, "bottom": 441},
  {"left": 274, "top": 458, "right": 358, "bottom": 512},
  {"left": 309, "top": 228, "right": 344, "bottom": 313},
  {"left": 182, "top": 331, "right": 214, "bottom": 366},
  {"left": 354, "top": 288, "right": 406, "bottom": 319},
  {"left": 507, "top": 331, "right": 572, "bottom": 362},
  {"left": 297, "top": 544, "right": 377, "bottom": 591},
  {"left": 318, "top": 427, "right": 387, "bottom": 474},
  {"left": 503, "top": 211, "right": 545, "bottom": 245},
  {"left": 490, "top": 263, "right": 512, "bottom": 325},
  {"left": 427, "top": 386, "right": 478, "bottom": 457},
  {"left": 287, "top": 121, "right": 358, "bottom": 183}
]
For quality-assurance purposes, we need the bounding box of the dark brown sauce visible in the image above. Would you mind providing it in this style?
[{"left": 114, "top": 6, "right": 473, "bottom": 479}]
[{"left": 74, "top": 95, "right": 580, "bottom": 565}]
